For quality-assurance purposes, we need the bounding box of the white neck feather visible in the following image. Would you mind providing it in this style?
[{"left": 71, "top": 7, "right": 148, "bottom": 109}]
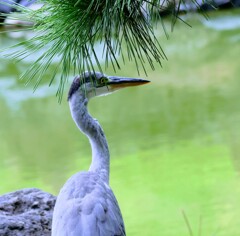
[{"left": 69, "top": 93, "right": 110, "bottom": 183}]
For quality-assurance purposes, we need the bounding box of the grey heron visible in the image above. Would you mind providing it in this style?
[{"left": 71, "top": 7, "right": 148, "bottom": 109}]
[{"left": 52, "top": 72, "right": 149, "bottom": 236}]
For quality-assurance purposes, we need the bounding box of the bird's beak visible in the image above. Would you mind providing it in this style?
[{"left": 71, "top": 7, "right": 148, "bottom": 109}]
[{"left": 107, "top": 76, "right": 150, "bottom": 91}]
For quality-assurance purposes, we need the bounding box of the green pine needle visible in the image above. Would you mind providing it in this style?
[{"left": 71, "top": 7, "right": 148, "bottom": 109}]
[{"left": 1, "top": 0, "right": 203, "bottom": 101}]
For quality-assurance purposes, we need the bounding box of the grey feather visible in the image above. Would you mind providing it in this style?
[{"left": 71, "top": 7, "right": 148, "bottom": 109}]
[{"left": 52, "top": 172, "right": 125, "bottom": 236}]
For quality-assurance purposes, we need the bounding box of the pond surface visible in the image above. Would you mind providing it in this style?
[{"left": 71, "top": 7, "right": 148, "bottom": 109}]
[{"left": 0, "top": 10, "right": 240, "bottom": 235}]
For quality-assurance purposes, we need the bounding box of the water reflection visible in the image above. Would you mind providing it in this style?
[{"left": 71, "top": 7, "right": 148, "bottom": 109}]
[
  {"left": 202, "top": 15, "right": 240, "bottom": 30},
  {"left": 0, "top": 78, "right": 58, "bottom": 110}
]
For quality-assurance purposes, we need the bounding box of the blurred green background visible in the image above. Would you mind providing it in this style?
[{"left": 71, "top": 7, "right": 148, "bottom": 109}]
[{"left": 1, "top": 10, "right": 240, "bottom": 235}]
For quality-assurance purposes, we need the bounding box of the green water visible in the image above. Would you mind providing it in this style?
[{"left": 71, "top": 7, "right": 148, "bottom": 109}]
[{"left": 1, "top": 10, "right": 240, "bottom": 235}]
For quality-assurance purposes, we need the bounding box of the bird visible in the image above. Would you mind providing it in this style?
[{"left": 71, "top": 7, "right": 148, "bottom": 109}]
[{"left": 51, "top": 71, "right": 149, "bottom": 236}]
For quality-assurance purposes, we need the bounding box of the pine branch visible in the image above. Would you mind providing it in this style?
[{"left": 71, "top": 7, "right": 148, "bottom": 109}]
[{"left": 0, "top": 0, "right": 204, "bottom": 101}]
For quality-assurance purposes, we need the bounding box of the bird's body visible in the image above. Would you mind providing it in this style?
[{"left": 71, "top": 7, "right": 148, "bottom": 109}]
[
  {"left": 52, "top": 72, "right": 149, "bottom": 236},
  {"left": 52, "top": 171, "right": 125, "bottom": 236}
]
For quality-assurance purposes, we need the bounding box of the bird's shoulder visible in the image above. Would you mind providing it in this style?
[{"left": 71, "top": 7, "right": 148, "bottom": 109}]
[{"left": 61, "top": 171, "right": 101, "bottom": 199}]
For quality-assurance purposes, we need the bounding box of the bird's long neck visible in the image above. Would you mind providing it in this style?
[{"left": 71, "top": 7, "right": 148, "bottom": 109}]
[{"left": 69, "top": 94, "right": 110, "bottom": 183}]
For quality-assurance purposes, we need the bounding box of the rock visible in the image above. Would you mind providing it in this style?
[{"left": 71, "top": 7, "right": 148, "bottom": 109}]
[
  {"left": 159, "top": 0, "right": 240, "bottom": 16},
  {"left": 232, "top": 0, "right": 240, "bottom": 7},
  {"left": 0, "top": 188, "right": 56, "bottom": 236}
]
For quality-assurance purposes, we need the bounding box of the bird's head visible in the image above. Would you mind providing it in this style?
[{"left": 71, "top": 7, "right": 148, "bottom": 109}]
[{"left": 68, "top": 71, "right": 150, "bottom": 102}]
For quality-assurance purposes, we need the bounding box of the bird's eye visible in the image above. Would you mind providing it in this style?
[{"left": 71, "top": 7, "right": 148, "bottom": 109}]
[{"left": 100, "top": 78, "right": 108, "bottom": 84}]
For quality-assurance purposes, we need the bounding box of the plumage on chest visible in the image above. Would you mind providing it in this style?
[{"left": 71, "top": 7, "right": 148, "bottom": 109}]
[{"left": 52, "top": 171, "right": 125, "bottom": 236}]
